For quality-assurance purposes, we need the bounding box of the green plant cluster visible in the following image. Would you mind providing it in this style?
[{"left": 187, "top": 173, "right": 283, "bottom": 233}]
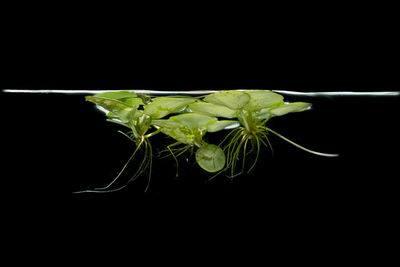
[{"left": 77, "top": 90, "right": 337, "bottom": 193}]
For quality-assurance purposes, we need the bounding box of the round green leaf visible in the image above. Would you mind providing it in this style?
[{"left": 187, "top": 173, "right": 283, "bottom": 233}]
[
  {"left": 188, "top": 102, "right": 237, "bottom": 118},
  {"left": 243, "top": 90, "right": 284, "bottom": 111},
  {"left": 203, "top": 91, "right": 250, "bottom": 110},
  {"left": 270, "top": 102, "right": 311, "bottom": 116},
  {"left": 195, "top": 144, "right": 226, "bottom": 173}
]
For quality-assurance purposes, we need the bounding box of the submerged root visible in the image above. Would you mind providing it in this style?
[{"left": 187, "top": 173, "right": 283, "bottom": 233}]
[
  {"left": 72, "top": 136, "right": 154, "bottom": 194},
  {"left": 159, "top": 142, "right": 191, "bottom": 178},
  {"left": 223, "top": 127, "right": 273, "bottom": 178},
  {"left": 209, "top": 123, "right": 338, "bottom": 182},
  {"left": 261, "top": 126, "right": 339, "bottom": 157},
  {"left": 207, "top": 127, "right": 274, "bottom": 181}
]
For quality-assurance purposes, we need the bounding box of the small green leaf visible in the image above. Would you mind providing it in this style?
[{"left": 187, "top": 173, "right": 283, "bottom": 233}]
[
  {"left": 86, "top": 95, "right": 144, "bottom": 126},
  {"left": 134, "top": 110, "right": 144, "bottom": 118},
  {"left": 270, "top": 102, "right": 312, "bottom": 116},
  {"left": 243, "top": 90, "right": 284, "bottom": 111},
  {"left": 253, "top": 108, "right": 271, "bottom": 120},
  {"left": 153, "top": 120, "right": 194, "bottom": 145},
  {"left": 204, "top": 91, "right": 250, "bottom": 110},
  {"left": 86, "top": 95, "right": 131, "bottom": 111},
  {"left": 195, "top": 144, "right": 226, "bottom": 173},
  {"left": 144, "top": 97, "right": 195, "bottom": 119},
  {"left": 207, "top": 120, "right": 239, "bottom": 133},
  {"left": 188, "top": 102, "right": 237, "bottom": 118},
  {"left": 135, "top": 114, "right": 152, "bottom": 136},
  {"left": 88, "top": 91, "right": 143, "bottom": 111},
  {"left": 137, "top": 94, "right": 152, "bottom": 105},
  {"left": 106, "top": 111, "right": 117, "bottom": 118},
  {"left": 118, "top": 107, "right": 137, "bottom": 123},
  {"left": 170, "top": 113, "right": 217, "bottom": 130},
  {"left": 119, "top": 97, "right": 144, "bottom": 106},
  {"left": 152, "top": 119, "right": 181, "bottom": 129},
  {"left": 94, "top": 91, "right": 137, "bottom": 99}
]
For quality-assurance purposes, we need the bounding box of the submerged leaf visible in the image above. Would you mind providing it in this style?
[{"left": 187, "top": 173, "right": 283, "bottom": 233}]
[
  {"left": 195, "top": 144, "right": 226, "bottom": 173},
  {"left": 188, "top": 102, "right": 237, "bottom": 118},
  {"left": 243, "top": 90, "right": 284, "bottom": 111},
  {"left": 204, "top": 91, "right": 250, "bottom": 110},
  {"left": 270, "top": 102, "right": 311, "bottom": 116},
  {"left": 144, "top": 97, "right": 195, "bottom": 119},
  {"left": 207, "top": 120, "right": 239, "bottom": 133}
]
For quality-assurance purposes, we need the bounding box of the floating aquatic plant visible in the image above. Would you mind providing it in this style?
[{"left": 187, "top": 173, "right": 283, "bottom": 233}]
[
  {"left": 73, "top": 90, "right": 338, "bottom": 193},
  {"left": 201, "top": 90, "right": 337, "bottom": 179}
]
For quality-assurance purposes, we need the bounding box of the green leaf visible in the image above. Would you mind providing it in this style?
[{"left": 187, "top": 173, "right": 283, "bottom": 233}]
[
  {"left": 153, "top": 114, "right": 217, "bottom": 145},
  {"left": 207, "top": 120, "right": 239, "bottom": 133},
  {"left": 118, "top": 107, "right": 137, "bottom": 123},
  {"left": 188, "top": 102, "right": 237, "bottom": 118},
  {"left": 203, "top": 91, "right": 250, "bottom": 110},
  {"left": 152, "top": 119, "right": 181, "bottom": 129},
  {"left": 243, "top": 90, "right": 284, "bottom": 111},
  {"left": 135, "top": 114, "right": 152, "bottom": 136},
  {"left": 253, "top": 108, "right": 271, "bottom": 120},
  {"left": 169, "top": 113, "right": 217, "bottom": 130},
  {"left": 94, "top": 91, "right": 137, "bottom": 99},
  {"left": 195, "top": 144, "right": 226, "bottom": 173},
  {"left": 86, "top": 95, "right": 144, "bottom": 125},
  {"left": 153, "top": 120, "right": 194, "bottom": 145},
  {"left": 144, "top": 97, "right": 196, "bottom": 119},
  {"left": 86, "top": 95, "right": 135, "bottom": 121},
  {"left": 119, "top": 97, "right": 144, "bottom": 106},
  {"left": 134, "top": 110, "right": 144, "bottom": 118},
  {"left": 89, "top": 91, "right": 143, "bottom": 110},
  {"left": 270, "top": 102, "right": 312, "bottom": 116},
  {"left": 137, "top": 94, "right": 152, "bottom": 105},
  {"left": 163, "top": 128, "right": 194, "bottom": 145},
  {"left": 86, "top": 95, "right": 131, "bottom": 111},
  {"left": 106, "top": 111, "right": 117, "bottom": 118}
]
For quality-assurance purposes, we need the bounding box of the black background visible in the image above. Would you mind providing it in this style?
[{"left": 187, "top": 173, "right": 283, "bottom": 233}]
[
  {"left": 1, "top": 53, "right": 399, "bottom": 254},
  {"left": 1, "top": 3, "right": 399, "bottom": 260}
]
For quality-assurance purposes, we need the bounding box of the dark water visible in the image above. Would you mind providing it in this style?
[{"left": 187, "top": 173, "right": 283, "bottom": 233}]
[{"left": 1, "top": 90, "right": 399, "bottom": 236}]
